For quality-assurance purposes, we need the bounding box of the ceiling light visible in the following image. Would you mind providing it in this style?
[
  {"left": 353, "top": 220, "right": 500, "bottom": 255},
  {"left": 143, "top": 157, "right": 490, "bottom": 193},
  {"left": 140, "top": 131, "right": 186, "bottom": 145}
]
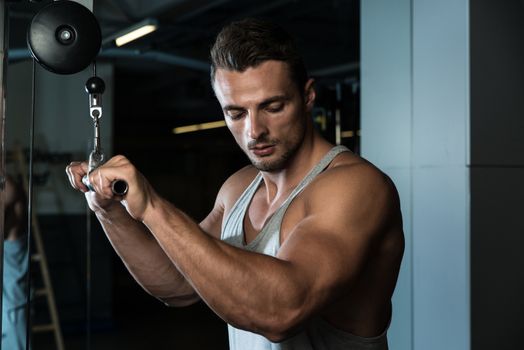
[
  {"left": 172, "top": 120, "right": 227, "bottom": 135},
  {"left": 103, "top": 18, "right": 158, "bottom": 47},
  {"left": 340, "top": 130, "right": 361, "bottom": 138}
]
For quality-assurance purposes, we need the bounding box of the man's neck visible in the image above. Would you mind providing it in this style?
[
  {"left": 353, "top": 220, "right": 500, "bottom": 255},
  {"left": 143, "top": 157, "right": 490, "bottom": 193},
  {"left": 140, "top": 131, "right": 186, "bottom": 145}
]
[{"left": 259, "top": 131, "right": 333, "bottom": 204}]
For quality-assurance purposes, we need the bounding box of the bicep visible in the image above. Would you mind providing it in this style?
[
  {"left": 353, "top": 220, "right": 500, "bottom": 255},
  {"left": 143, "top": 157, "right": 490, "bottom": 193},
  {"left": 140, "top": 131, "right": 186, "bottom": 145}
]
[
  {"left": 276, "top": 216, "right": 374, "bottom": 307},
  {"left": 276, "top": 175, "right": 394, "bottom": 307}
]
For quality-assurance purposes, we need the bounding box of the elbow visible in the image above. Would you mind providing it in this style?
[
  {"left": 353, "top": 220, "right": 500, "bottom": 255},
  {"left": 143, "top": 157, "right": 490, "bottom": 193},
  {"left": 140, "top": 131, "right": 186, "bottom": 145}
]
[
  {"left": 227, "top": 299, "right": 306, "bottom": 342},
  {"left": 264, "top": 331, "right": 292, "bottom": 344},
  {"left": 254, "top": 284, "right": 315, "bottom": 342},
  {"left": 262, "top": 318, "right": 302, "bottom": 343},
  {"left": 226, "top": 276, "right": 315, "bottom": 342},
  {"left": 258, "top": 306, "right": 307, "bottom": 343},
  {"left": 158, "top": 293, "right": 200, "bottom": 307},
  {"left": 140, "top": 282, "right": 200, "bottom": 307},
  {"left": 144, "top": 286, "right": 199, "bottom": 307}
]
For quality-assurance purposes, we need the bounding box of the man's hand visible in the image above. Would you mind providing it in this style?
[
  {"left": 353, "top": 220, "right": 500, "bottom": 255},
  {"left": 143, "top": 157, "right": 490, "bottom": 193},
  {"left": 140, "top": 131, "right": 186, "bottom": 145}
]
[
  {"left": 66, "top": 159, "right": 117, "bottom": 213},
  {"left": 65, "top": 155, "right": 155, "bottom": 221}
]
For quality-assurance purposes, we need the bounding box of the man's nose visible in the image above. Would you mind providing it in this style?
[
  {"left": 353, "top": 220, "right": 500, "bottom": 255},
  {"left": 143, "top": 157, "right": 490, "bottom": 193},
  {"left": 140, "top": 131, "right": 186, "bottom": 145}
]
[{"left": 247, "top": 111, "right": 268, "bottom": 140}]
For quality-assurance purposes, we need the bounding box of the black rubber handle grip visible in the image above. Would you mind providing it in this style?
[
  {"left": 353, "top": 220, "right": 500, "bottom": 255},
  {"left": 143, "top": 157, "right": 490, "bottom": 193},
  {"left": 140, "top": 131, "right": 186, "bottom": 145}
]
[{"left": 111, "top": 180, "right": 128, "bottom": 196}]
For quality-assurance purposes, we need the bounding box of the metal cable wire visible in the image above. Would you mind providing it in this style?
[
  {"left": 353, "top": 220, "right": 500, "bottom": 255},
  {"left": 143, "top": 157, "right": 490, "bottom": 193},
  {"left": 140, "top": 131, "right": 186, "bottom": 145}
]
[
  {"left": 86, "top": 62, "right": 93, "bottom": 348},
  {"left": 85, "top": 60, "right": 98, "bottom": 350},
  {"left": 24, "top": 58, "right": 36, "bottom": 350},
  {"left": 86, "top": 201, "right": 91, "bottom": 350}
]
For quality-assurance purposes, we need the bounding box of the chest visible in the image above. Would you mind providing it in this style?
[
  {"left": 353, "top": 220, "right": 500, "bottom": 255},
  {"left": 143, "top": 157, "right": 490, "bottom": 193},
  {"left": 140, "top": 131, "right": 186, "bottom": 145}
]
[{"left": 242, "top": 188, "right": 306, "bottom": 245}]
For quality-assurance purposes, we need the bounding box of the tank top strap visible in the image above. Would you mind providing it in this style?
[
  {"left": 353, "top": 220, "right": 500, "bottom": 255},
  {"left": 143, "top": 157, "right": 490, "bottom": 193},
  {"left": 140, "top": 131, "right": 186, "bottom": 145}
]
[
  {"left": 284, "top": 145, "right": 349, "bottom": 205},
  {"left": 222, "top": 145, "right": 350, "bottom": 250},
  {"left": 263, "top": 145, "right": 350, "bottom": 237}
]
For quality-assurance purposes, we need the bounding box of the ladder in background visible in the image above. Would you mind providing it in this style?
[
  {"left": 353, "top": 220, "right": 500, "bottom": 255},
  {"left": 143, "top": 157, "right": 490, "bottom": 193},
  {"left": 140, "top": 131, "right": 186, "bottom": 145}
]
[{"left": 14, "top": 148, "right": 65, "bottom": 350}]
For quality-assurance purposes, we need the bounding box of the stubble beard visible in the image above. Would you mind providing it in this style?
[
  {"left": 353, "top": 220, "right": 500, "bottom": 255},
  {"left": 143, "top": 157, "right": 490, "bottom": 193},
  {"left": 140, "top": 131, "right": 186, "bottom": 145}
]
[
  {"left": 247, "top": 123, "right": 306, "bottom": 173},
  {"left": 249, "top": 144, "right": 296, "bottom": 172}
]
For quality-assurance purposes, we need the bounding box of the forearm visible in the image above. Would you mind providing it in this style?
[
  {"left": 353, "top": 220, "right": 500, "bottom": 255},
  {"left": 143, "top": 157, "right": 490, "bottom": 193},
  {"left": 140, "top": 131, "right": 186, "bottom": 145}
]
[
  {"left": 96, "top": 203, "right": 198, "bottom": 305},
  {"left": 143, "top": 198, "right": 311, "bottom": 339}
]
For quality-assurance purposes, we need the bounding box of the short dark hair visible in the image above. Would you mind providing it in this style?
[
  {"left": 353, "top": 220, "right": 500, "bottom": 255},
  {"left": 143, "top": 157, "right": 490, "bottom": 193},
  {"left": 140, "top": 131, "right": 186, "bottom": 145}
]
[{"left": 210, "top": 18, "right": 308, "bottom": 94}]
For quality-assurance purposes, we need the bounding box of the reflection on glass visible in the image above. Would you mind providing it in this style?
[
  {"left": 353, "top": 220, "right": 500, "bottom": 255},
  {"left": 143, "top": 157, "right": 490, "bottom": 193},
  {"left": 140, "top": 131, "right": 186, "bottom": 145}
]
[{"left": 2, "top": 175, "right": 29, "bottom": 350}]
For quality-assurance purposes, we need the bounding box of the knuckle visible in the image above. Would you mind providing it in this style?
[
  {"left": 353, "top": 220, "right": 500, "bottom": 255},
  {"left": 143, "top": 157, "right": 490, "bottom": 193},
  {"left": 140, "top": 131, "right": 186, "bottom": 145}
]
[{"left": 113, "top": 155, "right": 126, "bottom": 162}]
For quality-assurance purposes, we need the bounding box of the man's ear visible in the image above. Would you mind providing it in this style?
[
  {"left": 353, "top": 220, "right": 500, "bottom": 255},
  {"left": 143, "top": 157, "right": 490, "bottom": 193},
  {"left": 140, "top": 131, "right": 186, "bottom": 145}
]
[{"left": 304, "top": 78, "right": 316, "bottom": 111}]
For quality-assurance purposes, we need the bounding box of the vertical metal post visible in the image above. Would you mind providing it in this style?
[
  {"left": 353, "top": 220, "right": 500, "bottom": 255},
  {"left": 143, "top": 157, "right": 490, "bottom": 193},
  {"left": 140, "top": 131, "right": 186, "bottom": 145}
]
[
  {"left": 335, "top": 82, "right": 342, "bottom": 145},
  {"left": 0, "top": 0, "right": 8, "bottom": 346}
]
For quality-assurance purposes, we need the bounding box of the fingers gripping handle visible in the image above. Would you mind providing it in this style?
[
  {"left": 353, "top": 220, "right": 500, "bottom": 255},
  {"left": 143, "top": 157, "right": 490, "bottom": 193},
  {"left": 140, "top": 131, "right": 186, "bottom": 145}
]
[{"left": 82, "top": 175, "right": 128, "bottom": 196}]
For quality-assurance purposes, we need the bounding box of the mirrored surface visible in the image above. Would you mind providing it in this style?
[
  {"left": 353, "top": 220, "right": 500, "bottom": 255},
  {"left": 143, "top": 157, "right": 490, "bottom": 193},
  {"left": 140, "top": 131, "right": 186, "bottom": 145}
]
[{"left": 3, "top": 1, "right": 360, "bottom": 349}]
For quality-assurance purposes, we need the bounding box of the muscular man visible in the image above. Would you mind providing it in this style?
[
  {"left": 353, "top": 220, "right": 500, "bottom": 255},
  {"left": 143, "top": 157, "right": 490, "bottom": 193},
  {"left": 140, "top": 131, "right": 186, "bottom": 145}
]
[
  {"left": 2, "top": 175, "right": 29, "bottom": 350},
  {"left": 66, "top": 19, "right": 404, "bottom": 350}
]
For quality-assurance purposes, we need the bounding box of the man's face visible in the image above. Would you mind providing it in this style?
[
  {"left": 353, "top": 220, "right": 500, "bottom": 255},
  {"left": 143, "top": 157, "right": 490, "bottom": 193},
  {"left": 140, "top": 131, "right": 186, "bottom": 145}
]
[{"left": 213, "top": 61, "right": 314, "bottom": 172}]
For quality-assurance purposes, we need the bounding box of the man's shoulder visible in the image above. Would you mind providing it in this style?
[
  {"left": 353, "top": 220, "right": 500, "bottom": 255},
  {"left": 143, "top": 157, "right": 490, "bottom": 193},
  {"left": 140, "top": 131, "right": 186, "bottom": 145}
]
[
  {"left": 226, "top": 164, "right": 259, "bottom": 189},
  {"left": 289, "top": 152, "right": 402, "bottom": 246},
  {"left": 216, "top": 165, "right": 259, "bottom": 208},
  {"left": 305, "top": 153, "right": 399, "bottom": 211},
  {"left": 320, "top": 152, "right": 392, "bottom": 187}
]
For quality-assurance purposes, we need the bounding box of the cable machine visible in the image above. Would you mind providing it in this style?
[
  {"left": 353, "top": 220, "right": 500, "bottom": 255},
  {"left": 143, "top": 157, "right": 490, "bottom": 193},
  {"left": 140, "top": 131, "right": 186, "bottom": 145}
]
[{"left": 1, "top": 1, "right": 126, "bottom": 349}]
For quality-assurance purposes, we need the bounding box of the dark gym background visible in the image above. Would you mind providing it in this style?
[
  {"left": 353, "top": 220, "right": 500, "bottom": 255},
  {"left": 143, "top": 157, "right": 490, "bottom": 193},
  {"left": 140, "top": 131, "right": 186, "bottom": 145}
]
[{"left": 3, "top": 1, "right": 524, "bottom": 350}]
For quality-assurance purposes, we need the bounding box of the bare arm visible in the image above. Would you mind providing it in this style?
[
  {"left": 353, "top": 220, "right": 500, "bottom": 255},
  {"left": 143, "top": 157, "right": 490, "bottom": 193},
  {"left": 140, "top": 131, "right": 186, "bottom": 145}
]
[
  {"left": 94, "top": 202, "right": 200, "bottom": 306},
  {"left": 138, "top": 164, "right": 399, "bottom": 341},
  {"left": 70, "top": 155, "right": 399, "bottom": 341},
  {"left": 66, "top": 157, "right": 226, "bottom": 306}
]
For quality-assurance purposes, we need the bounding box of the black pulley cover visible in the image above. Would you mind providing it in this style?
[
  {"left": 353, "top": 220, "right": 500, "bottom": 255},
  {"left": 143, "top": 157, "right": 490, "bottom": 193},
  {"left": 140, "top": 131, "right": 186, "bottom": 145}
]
[{"left": 27, "top": 1, "right": 101, "bottom": 75}]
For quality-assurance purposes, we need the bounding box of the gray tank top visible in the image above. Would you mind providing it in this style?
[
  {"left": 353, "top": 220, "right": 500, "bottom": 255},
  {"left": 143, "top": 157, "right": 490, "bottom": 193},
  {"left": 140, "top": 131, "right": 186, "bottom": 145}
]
[{"left": 221, "top": 145, "right": 389, "bottom": 350}]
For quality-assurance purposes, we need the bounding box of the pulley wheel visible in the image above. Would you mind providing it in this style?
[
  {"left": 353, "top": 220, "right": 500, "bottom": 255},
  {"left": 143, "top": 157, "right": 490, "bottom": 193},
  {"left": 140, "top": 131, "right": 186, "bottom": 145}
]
[{"left": 27, "top": 1, "right": 101, "bottom": 75}]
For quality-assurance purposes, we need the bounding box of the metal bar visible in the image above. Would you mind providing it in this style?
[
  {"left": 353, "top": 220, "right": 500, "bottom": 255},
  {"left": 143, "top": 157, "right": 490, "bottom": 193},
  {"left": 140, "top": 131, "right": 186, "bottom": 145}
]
[
  {"left": 16, "top": 148, "right": 65, "bottom": 350},
  {"left": 101, "top": 48, "right": 209, "bottom": 71},
  {"left": 0, "top": 1, "right": 8, "bottom": 346},
  {"left": 335, "top": 83, "right": 342, "bottom": 145},
  {"left": 310, "top": 62, "right": 360, "bottom": 77},
  {"left": 8, "top": 48, "right": 210, "bottom": 72},
  {"left": 32, "top": 324, "right": 56, "bottom": 333}
]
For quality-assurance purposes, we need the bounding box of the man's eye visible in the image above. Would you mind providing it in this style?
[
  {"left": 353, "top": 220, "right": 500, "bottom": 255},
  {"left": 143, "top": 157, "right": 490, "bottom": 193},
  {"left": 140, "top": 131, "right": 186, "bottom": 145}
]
[
  {"left": 266, "top": 104, "right": 284, "bottom": 113},
  {"left": 227, "top": 111, "right": 245, "bottom": 120}
]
